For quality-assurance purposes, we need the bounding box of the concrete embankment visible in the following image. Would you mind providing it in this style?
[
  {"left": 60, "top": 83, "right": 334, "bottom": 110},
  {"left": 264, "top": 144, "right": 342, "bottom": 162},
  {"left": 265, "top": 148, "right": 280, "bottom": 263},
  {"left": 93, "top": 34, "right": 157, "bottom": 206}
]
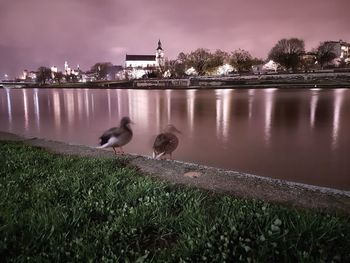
[
  {"left": 133, "top": 72, "right": 350, "bottom": 89},
  {"left": 1, "top": 131, "right": 350, "bottom": 214}
]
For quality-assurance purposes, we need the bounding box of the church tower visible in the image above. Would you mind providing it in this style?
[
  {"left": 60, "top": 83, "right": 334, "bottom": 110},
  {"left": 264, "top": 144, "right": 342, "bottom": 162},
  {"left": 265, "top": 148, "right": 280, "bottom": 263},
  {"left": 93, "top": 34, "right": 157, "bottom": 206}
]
[{"left": 156, "top": 39, "right": 164, "bottom": 67}]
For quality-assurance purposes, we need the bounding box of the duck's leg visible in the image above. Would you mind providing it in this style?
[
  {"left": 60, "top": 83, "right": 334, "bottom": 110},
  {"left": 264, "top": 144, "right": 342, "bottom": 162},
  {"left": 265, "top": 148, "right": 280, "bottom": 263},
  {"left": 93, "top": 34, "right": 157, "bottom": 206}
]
[
  {"left": 112, "top": 147, "right": 118, "bottom": 155},
  {"left": 156, "top": 152, "right": 165, "bottom": 159}
]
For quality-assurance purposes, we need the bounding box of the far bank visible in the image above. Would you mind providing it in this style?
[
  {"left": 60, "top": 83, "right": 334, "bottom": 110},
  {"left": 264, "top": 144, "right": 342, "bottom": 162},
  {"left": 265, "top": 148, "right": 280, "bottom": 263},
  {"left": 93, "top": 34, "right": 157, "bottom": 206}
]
[{"left": 2, "top": 72, "right": 350, "bottom": 89}]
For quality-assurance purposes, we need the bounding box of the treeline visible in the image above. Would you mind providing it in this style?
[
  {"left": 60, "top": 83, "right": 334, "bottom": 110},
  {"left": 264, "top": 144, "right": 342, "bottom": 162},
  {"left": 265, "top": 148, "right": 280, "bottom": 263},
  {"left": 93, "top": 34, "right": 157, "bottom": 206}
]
[
  {"left": 35, "top": 63, "right": 112, "bottom": 85},
  {"left": 34, "top": 38, "right": 349, "bottom": 83},
  {"left": 159, "top": 48, "right": 263, "bottom": 77},
  {"left": 160, "top": 38, "right": 348, "bottom": 77}
]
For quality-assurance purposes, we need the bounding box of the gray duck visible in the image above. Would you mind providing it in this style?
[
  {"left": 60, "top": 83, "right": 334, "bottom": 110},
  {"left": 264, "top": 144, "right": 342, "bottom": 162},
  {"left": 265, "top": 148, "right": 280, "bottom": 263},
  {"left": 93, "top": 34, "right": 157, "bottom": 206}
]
[
  {"left": 98, "top": 116, "right": 133, "bottom": 154},
  {"left": 153, "top": 124, "right": 181, "bottom": 159}
]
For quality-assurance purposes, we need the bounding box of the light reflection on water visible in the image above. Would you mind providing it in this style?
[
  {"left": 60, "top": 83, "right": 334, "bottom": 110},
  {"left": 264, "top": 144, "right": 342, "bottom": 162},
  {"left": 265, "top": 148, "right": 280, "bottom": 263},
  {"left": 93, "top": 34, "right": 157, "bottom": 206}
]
[{"left": 0, "top": 87, "right": 349, "bottom": 190}]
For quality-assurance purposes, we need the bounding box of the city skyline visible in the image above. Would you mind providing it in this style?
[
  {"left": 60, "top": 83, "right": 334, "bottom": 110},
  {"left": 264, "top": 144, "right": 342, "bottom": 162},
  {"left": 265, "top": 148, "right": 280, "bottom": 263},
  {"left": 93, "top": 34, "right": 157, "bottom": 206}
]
[{"left": 0, "top": 0, "right": 349, "bottom": 77}]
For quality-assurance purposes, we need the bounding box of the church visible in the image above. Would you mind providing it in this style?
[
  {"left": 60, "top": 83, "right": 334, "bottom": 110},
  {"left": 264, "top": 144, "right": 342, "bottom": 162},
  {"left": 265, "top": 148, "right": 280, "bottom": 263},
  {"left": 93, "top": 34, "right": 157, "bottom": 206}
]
[{"left": 125, "top": 40, "right": 165, "bottom": 69}]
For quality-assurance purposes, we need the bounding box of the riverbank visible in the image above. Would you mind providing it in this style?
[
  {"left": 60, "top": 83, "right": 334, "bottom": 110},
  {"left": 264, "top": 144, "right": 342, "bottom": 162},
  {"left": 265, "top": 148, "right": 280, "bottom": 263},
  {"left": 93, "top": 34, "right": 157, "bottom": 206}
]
[
  {"left": 2, "top": 72, "right": 350, "bottom": 89},
  {"left": 1, "top": 131, "right": 349, "bottom": 213},
  {"left": 1, "top": 137, "right": 350, "bottom": 262}
]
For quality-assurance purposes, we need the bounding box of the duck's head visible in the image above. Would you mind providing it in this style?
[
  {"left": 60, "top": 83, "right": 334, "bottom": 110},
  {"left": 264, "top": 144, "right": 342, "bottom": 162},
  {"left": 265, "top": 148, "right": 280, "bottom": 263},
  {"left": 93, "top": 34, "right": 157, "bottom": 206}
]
[
  {"left": 120, "top": 116, "right": 134, "bottom": 127},
  {"left": 165, "top": 124, "right": 181, "bottom": 134}
]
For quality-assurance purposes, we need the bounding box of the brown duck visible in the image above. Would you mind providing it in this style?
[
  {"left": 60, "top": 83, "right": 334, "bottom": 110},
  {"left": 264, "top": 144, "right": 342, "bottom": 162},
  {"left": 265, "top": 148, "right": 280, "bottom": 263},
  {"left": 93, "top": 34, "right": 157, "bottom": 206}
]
[
  {"left": 153, "top": 124, "right": 181, "bottom": 159},
  {"left": 98, "top": 116, "right": 133, "bottom": 154}
]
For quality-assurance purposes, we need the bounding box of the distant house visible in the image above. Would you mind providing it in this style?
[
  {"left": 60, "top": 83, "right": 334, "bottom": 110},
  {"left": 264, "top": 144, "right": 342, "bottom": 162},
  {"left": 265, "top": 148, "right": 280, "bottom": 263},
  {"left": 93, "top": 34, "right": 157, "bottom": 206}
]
[
  {"left": 322, "top": 40, "right": 350, "bottom": 66},
  {"left": 324, "top": 40, "right": 350, "bottom": 59}
]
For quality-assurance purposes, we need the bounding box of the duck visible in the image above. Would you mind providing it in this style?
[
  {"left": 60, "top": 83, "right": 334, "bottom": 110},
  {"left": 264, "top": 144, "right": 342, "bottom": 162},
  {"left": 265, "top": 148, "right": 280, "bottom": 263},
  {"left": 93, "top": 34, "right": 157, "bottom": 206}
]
[
  {"left": 98, "top": 116, "right": 133, "bottom": 154},
  {"left": 153, "top": 124, "right": 181, "bottom": 159}
]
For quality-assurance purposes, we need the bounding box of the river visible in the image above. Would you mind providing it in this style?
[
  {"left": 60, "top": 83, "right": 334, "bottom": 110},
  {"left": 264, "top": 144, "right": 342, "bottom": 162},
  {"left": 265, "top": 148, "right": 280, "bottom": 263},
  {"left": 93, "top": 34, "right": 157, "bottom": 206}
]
[{"left": 0, "top": 87, "right": 349, "bottom": 190}]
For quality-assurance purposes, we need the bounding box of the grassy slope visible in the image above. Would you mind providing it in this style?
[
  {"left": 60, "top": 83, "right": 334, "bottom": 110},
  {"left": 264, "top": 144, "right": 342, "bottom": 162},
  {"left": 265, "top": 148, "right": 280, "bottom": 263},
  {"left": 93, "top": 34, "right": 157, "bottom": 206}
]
[{"left": 0, "top": 141, "right": 349, "bottom": 262}]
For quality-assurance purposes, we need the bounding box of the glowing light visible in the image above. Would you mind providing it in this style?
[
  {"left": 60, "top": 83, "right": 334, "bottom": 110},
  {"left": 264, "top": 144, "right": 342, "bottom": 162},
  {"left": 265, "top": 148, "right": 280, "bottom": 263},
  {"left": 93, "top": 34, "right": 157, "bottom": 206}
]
[
  {"left": 53, "top": 91, "right": 61, "bottom": 128},
  {"left": 23, "top": 89, "right": 29, "bottom": 131},
  {"left": 84, "top": 89, "right": 90, "bottom": 118},
  {"left": 186, "top": 89, "right": 196, "bottom": 136},
  {"left": 264, "top": 88, "right": 275, "bottom": 146},
  {"left": 6, "top": 88, "right": 12, "bottom": 125},
  {"left": 77, "top": 90, "right": 83, "bottom": 120},
  {"left": 107, "top": 89, "right": 111, "bottom": 119},
  {"left": 248, "top": 89, "right": 255, "bottom": 120},
  {"left": 128, "top": 90, "right": 149, "bottom": 129},
  {"left": 215, "top": 89, "right": 232, "bottom": 142},
  {"left": 155, "top": 92, "right": 160, "bottom": 132},
  {"left": 117, "top": 89, "right": 122, "bottom": 118},
  {"left": 166, "top": 89, "right": 172, "bottom": 122},
  {"left": 64, "top": 90, "right": 75, "bottom": 126},
  {"left": 332, "top": 89, "right": 345, "bottom": 150},
  {"left": 310, "top": 90, "right": 319, "bottom": 129},
  {"left": 33, "top": 88, "right": 40, "bottom": 130}
]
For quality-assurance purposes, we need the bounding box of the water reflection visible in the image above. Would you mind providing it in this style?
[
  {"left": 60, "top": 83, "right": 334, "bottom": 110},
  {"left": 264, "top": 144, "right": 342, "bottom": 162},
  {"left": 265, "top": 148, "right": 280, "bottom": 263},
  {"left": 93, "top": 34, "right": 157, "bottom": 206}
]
[
  {"left": 53, "top": 90, "right": 61, "bottom": 128},
  {"left": 264, "top": 88, "right": 276, "bottom": 145},
  {"left": 5, "top": 88, "right": 12, "bottom": 125},
  {"left": 332, "top": 89, "right": 345, "bottom": 150},
  {"left": 215, "top": 89, "right": 232, "bottom": 141},
  {"left": 23, "top": 89, "right": 29, "bottom": 131},
  {"left": 310, "top": 90, "right": 319, "bottom": 129},
  {"left": 248, "top": 89, "right": 255, "bottom": 120},
  {"left": 0, "top": 88, "right": 349, "bottom": 190},
  {"left": 187, "top": 90, "right": 196, "bottom": 137}
]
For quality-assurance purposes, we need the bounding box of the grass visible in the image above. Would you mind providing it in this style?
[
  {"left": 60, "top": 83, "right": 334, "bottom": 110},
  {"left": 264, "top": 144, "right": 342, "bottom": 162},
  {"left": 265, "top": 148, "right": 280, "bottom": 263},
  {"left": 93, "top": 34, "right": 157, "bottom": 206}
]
[{"left": 0, "top": 141, "right": 349, "bottom": 262}]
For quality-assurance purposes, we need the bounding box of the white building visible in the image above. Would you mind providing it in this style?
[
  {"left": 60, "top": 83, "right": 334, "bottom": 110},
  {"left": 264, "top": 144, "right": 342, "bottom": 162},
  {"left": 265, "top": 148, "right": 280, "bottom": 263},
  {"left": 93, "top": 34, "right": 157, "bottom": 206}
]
[
  {"left": 125, "top": 55, "right": 158, "bottom": 68},
  {"left": 125, "top": 40, "right": 165, "bottom": 69}
]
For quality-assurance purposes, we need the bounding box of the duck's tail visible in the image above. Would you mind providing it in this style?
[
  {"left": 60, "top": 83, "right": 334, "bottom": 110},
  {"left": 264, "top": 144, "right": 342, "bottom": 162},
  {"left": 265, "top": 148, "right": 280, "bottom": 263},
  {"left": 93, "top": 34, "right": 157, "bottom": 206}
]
[{"left": 154, "top": 151, "right": 165, "bottom": 159}]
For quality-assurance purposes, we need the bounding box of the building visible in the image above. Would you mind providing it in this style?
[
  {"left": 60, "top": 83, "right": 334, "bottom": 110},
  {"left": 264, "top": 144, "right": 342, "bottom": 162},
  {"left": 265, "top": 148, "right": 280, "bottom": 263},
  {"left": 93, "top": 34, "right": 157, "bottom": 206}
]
[
  {"left": 125, "top": 55, "right": 158, "bottom": 68},
  {"left": 323, "top": 40, "right": 350, "bottom": 65},
  {"left": 125, "top": 40, "right": 165, "bottom": 69}
]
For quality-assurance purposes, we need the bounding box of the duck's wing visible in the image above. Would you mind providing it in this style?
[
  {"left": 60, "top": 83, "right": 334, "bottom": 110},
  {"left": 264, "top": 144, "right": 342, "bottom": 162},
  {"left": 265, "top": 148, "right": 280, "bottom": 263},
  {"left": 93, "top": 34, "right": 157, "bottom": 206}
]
[
  {"left": 153, "top": 133, "right": 170, "bottom": 151},
  {"left": 99, "top": 127, "right": 123, "bottom": 145}
]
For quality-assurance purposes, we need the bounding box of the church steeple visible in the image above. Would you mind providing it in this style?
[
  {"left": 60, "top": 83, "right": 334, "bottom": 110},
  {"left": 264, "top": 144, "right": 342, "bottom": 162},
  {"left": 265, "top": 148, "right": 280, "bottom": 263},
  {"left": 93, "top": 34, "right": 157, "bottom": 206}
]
[
  {"left": 156, "top": 39, "right": 164, "bottom": 67},
  {"left": 157, "top": 39, "right": 163, "bottom": 51}
]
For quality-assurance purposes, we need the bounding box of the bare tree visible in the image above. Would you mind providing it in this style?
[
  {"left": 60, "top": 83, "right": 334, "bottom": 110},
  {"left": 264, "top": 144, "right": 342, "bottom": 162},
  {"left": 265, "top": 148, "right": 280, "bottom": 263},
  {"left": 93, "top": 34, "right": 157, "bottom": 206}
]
[
  {"left": 315, "top": 42, "right": 337, "bottom": 69},
  {"left": 186, "top": 48, "right": 212, "bottom": 75},
  {"left": 268, "top": 38, "right": 305, "bottom": 72},
  {"left": 162, "top": 59, "right": 187, "bottom": 78},
  {"left": 54, "top": 72, "right": 64, "bottom": 84},
  {"left": 206, "top": 49, "right": 229, "bottom": 74},
  {"left": 90, "top": 62, "right": 113, "bottom": 80},
  {"left": 36, "top": 67, "right": 52, "bottom": 85},
  {"left": 229, "top": 49, "right": 254, "bottom": 73}
]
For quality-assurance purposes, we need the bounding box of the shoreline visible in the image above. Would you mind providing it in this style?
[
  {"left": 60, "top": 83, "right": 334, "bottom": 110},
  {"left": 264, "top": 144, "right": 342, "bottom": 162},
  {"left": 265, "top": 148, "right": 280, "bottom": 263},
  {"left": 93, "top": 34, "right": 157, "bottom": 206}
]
[
  {"left": 1, "top": 131, "right": 349, "bottom": 214},
  {"left": 1, "top": 72, "right": 350, "bottom": 89}
]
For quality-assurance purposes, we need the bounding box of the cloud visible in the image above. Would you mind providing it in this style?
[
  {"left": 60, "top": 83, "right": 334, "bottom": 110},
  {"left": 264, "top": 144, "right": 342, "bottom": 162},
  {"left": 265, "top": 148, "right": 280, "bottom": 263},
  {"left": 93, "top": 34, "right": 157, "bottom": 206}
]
[{"left": 0, "top": 0, "right": 349, "bottom": 77}]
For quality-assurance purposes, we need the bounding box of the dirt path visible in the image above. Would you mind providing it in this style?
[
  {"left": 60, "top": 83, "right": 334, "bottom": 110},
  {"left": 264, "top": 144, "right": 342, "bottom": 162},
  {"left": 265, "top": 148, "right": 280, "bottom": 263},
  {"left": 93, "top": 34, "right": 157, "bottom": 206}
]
[{"left": 1, "top": 131, "right": 349, "bottom": 214}]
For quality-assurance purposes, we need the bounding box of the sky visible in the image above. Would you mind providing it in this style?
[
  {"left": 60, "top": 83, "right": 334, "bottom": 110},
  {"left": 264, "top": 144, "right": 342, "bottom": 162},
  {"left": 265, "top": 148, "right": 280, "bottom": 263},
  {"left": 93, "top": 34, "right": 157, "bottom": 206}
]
[{"left": 0, "top": 0, "right": 349, "bottom": 78}]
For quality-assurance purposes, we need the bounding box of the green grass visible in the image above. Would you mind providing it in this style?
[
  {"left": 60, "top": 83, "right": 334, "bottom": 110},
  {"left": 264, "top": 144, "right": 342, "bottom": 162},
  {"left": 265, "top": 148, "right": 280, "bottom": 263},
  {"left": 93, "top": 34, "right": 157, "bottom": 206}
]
[{"left": 0, "top": 141, "right": 349, "bottom": 262}]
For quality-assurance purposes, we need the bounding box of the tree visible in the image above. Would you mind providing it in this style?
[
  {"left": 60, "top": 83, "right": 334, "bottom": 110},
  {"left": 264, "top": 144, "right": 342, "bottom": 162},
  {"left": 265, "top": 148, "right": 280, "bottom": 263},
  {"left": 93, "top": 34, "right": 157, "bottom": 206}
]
[
  {"left": 162, "top": 59, "right": 186, "bottom": 78},
  {"left": 54, "top": 72, "right": 64, "bottom": 84},
  {"left": 36, "top": 67, "right": 52, "bottom": 85},
  {"left": 268, "top": 38, "right": 305, "bottom": 72},
  {"left": 206, "top": 49, "right": 229, "bottom": 74},
  {"left": 229, "top": 49, "right": 254, "bottom": 73},
  {"left": 300, "top": 53, "right": 317, "bottom": 72},
  {"left": 186, "top": 48, "right": 212, "bottom": 75},
  {"left": 315, "top": 42, "right": 337, "bottom": 69},
  {"left": 90, "top": 62, "right": 113, "bottom": 80}
]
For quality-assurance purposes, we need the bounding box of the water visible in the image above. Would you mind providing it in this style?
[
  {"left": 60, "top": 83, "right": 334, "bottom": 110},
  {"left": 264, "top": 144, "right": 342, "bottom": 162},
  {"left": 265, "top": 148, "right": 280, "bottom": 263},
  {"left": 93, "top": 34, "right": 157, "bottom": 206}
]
[{"left": 0, "top": 87, "right": 349, "bottom": 190}]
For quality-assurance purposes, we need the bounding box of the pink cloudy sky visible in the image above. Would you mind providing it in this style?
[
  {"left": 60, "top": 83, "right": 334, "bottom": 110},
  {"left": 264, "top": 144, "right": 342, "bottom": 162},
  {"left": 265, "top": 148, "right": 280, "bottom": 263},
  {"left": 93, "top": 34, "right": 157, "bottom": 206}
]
[{"left": 0, "top": 0, "right": 349, "bottom": 77}]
